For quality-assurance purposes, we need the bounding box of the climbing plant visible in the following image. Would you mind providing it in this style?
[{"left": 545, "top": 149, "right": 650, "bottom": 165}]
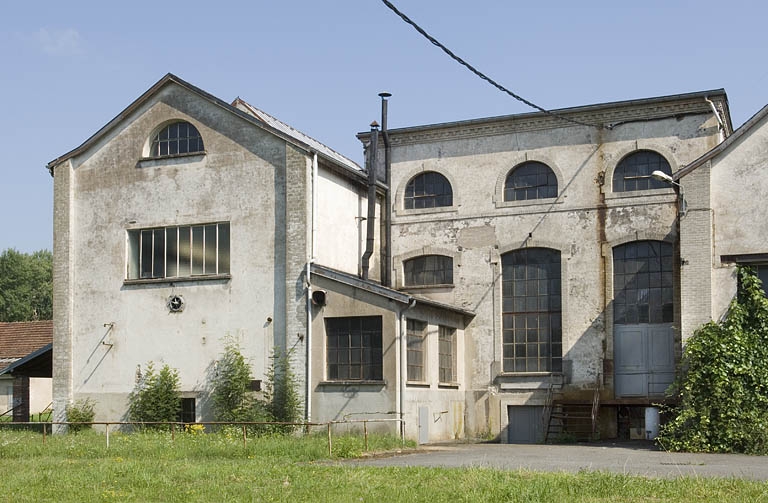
[{"left": 658, "top": 266, "right": 768, "bottom": 453}]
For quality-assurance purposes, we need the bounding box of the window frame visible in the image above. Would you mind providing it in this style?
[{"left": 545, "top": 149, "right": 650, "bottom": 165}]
[
  {"left": 149, "top": 121, "right": 205, "bottom": 158},
  {"left": 406, "top": 319, "right": 427, "bottom": 383},
  {"left": 126, "top": 222, "right": 230, "bottom": 282},
  {"left": 403, "top": 171, "right": 453, "bottom": 210},
  {"left": 325, "top": 316, "right": 383, "bottom": 382},
  {"left": 612, "top": 240, "right": 674, "bottom": 325},
  {"left": 612, "top": 150, "right": 672, "bottom": 193},
  {"left": 501, "top": 248, "right": 562, "bottom": 374},
  {"left": 403, "top": 255, "right": 454, "bottom": 287},
  {"left": 504, "top": 161, "right": 558, "bottom": 202},
  {"left": 438, "top": 325, "right": 457, "bottom": 385}
]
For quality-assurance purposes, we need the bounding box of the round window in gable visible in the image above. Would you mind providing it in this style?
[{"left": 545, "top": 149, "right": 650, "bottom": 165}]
[{"left": 167, "top": 295, "right": 185, "bottom": 313}]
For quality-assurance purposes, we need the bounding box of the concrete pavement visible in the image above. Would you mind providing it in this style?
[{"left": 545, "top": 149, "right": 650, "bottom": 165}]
[{"left": 348, "top": 442, "right": 768, "bottom": 479}]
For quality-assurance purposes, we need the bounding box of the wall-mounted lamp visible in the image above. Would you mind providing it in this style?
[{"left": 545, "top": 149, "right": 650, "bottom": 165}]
[{"left": 651, "top": 170, "right": 687, "bottom": 216}]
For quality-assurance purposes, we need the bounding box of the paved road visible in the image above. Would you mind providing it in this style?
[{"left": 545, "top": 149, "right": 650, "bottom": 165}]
[{"left": 348, "top": 442, "right": 768, "bottom": 479}]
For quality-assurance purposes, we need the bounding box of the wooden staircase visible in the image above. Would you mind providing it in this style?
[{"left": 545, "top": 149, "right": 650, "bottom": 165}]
[{"left": 543, "top": 374, "right": 601, "bottom": 443}]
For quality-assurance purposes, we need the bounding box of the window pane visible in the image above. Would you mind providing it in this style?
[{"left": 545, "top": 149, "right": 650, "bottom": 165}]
[
  {"left": 204, "top": 224, "right": 217, "bottom": 274},
  {"left": 127, "top": 230, "right": 140, "bottom": 279},
  {"left": 140, "top": 230, "right": 153, "bottom": 278},
  {"left": 152, "top": 229, "right": 165, "bottom": 278},
  {"left": 178, "top": 226, "right": 191, "bottom": 277},
  {"left": 218, "top": 223, "right": 230, "bottom": 274},
  {"left": 191, "top": 226, "right": 204, "bottom": 275},
  {"left": 166, "top": 228, "right": 178, "bottom": 278}
]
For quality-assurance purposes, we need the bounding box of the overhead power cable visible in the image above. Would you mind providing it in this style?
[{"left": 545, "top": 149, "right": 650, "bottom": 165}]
[{"left": 380, "top": 0, "right": 605, "bottom": 129}]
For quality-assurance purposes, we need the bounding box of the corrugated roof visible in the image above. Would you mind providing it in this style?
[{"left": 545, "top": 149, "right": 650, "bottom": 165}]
[
  {"left": 0, "top": 321, "right": 53, "bottom": 359},
  {"left": 233, "top": 98, "right": 361, "bottom": 173}
]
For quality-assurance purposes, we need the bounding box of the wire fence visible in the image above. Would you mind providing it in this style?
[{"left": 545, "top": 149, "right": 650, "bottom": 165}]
[{"left": 0, "top": 418, "right": 405, "bottom": 456}]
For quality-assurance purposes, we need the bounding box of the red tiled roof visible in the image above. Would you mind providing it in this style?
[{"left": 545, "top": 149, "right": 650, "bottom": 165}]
[{"left": 0, "top": 321, "right": 53, "bottom": 359}]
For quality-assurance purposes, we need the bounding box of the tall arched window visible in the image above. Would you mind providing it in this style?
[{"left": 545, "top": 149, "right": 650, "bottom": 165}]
[
  {"left": 404, "top": 171, "right": 453, "bottom": 209},
  {"left": 501, "top": 248, "right": 562, "bottom": 373},
  {"left": 612, "top": 150, "right": 671, "bottom": 192},
  {"left": 613, "top": 241, "right": 674, "bottom": 324},
  {"left": 504, "top": 162, "right": 557, "bottom": 201},
  {"left": 151, "top": 121, "right": 204, "bottom": 157}
]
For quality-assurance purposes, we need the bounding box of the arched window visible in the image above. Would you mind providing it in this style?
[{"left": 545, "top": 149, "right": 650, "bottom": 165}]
[
  {"left": 613, "top": 241, "right": 674, "bottom": 324},
  {"left": 501, "top": 248, "right": 562, "bottom": 373},
  {"left": 404, "top": 255, "right": 453, "bottom": 286},
  {"left": 612, "top": 151, "right": 671, "bottom": 192},
  {"left": 504, "top": 162, "right": 557, "bottom": 201},
  {"left": 404, "top": 171, "right": 453, "bottom": 209},
  {"left": 151, "top": 121, "right": 204, "bottom": 157}
]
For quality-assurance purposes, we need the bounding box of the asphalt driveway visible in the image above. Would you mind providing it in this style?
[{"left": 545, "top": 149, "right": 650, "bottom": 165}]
[{"left": 348, "top": 442, "right": 768, "bottom": 479}]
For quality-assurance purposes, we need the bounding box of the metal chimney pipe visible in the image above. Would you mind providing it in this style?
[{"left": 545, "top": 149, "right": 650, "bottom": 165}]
[
  {"left": 361, "top": 122, "right": 379, "bottom": 280},
  {"left": 379, "top": 92, "right": 392, "bottom": 287}
]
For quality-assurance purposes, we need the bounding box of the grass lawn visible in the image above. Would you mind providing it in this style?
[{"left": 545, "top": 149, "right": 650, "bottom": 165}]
[{"left": 0, "top": 429, "right": 766, "bottom": 502}]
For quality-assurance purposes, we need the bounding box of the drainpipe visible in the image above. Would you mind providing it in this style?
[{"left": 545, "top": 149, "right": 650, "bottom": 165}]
[
  {"left": 705, "top": 97, "right": 726, "bottom": 143},
  {"left": 398, "top": 298, "right": 417, "bottom": 442},
  {"left": 305, "top": 152, "right": 318, "bottom": 423},
  {"left": 379, "top": 92, "right": 392, "bottom": 287},
  {"left": 361, "top": 122, "right": 379, "bottom": 280}
]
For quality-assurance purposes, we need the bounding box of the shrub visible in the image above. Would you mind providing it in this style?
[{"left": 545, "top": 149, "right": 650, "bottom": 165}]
[
  {"left": 211, "top": 342, "right": 269, "bottom": 424},
  {"left": 658, "top": 266, "right": 768, "bottom": 453},
  {"left": 65, "top": 398, "right": 95, "bottom": 433},
  {"left": 127, "top": 362, "right": 181, "bottom": 427}
]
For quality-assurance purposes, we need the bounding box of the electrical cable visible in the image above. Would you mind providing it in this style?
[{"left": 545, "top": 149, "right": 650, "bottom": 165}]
[{"left": 380, "top": 0, "right": 607, "bottom": 130}]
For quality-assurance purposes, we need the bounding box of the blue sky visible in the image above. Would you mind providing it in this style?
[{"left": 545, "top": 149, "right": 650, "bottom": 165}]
[{"left": 2, "top": 1, "right": 767, "bottom": 253}]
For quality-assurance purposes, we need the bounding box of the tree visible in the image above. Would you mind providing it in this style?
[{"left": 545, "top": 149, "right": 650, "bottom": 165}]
[
  {"left": 658, "top": 266, "right": 768, "bottom": 453},
  {"left": 127, "top": 362, "right": 181, "bottom": 426},
  {"left": 0, "top": 248, "right": 52, "bottom": 322}
]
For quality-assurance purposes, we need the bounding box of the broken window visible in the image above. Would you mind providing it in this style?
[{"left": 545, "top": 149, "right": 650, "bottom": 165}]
[
  {"left": 127, "top": 222, "right": 230, "bottom": 280},
  {"left": 325, "top": 316, "right": 383, "bottom": 381},
  {"left": 406, "top": 319, "right": 427, "bottom": 382},
  {"left": 613, "top": 241, "right": 674, "bottom": 324},
  {"left": 438, "top": 325, "right": 457, "bottom": 384},
  {"left": 150, "top": 121, "right": 204, "bottom": 157},
  {"left": 612, "top": 150, "right": 672, "bottom": 192},
  {"left": 504, "top": 161, "right": 558, "bottom": 201},
  {"left": 404, "top": 171, "right": 453, "bottom": 209},
  {"left": 501, "top": 248, "right": 562, "bottom": 373},
  {"left": 404, "top": 255, "right": 453, "bottom": 286}
]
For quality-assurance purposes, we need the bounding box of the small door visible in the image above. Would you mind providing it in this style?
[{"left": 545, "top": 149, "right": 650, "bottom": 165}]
[
  {"left": 418, "top": 406, "right": 429, "bottom": 445},
  {"left": 507, "top": 405, "right": 544, "bottom": 444}
]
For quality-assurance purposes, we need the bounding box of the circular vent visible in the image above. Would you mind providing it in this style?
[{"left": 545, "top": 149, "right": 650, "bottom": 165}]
[{"left": 167, "top": 295, "right": 185, "bottom": 312}]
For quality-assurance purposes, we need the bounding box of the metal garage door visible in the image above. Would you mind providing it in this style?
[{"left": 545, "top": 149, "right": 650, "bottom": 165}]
[{"left": 507, "top": 405, "right": 544, "bottom": 444}]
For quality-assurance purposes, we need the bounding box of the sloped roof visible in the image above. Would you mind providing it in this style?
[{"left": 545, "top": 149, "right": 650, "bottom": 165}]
[
  {"left": 47, "top": 73, "right": 362, "bottom": 177},
  {"left": 233, "top": 98, "right": 361, "bottom": 173},
  {"left": 0, "top": 320, "right": 53, "bottom": 359},
  {"left": 675, "top": 103, "right": 768, "bottom": 181}
]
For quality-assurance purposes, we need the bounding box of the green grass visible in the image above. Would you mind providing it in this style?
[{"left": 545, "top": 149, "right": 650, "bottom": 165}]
[{"left": 0, "top": 430, "right": 766, "bottom": 502}]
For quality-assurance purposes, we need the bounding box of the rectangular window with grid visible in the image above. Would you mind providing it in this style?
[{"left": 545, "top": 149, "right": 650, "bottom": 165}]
[
  {"left": 127, "top": 222, "right": 230, "bottom": 280},
  {"left": 326, "top": 316, "right": 382, "bottom": 381},
  {"left": 407, "top": 319, "right": 427, "bottom": 381},
  {"left": 438, "top": 325, "right": 456, "bottom": 384}
]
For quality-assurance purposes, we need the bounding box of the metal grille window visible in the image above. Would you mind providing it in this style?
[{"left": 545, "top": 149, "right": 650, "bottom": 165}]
[
  {"left": 438, "top": 325, "right": 456, "bottom": 383},
  {"left": 404, "top": 255, "right": 453, "bottom": 286},
  {"left": 613, "top": 241, "right": 674, "bottom": 324},
  {"left": 151, "top": 121, "right": 204, "bottom": 157},
  {"left": 326, "top": 316, "right": 382, "bottom": 381},
  {"left": 404, "top": 171, "right": 453, "bottom": 209},
  {"left": 501, "top": 248, "right": 562, "bottom": 373},
  {"left": 407, "top": 319, "right": 427, "bottom": 381},
  {"left": 127, "top": 222, "right": 230, "bottom": 280},
  {"left": 504, "top": 162, "right": 558, "bottom": 201},
  {"left": 612, "top": 151, "right": 672, "bottom": 192}
]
